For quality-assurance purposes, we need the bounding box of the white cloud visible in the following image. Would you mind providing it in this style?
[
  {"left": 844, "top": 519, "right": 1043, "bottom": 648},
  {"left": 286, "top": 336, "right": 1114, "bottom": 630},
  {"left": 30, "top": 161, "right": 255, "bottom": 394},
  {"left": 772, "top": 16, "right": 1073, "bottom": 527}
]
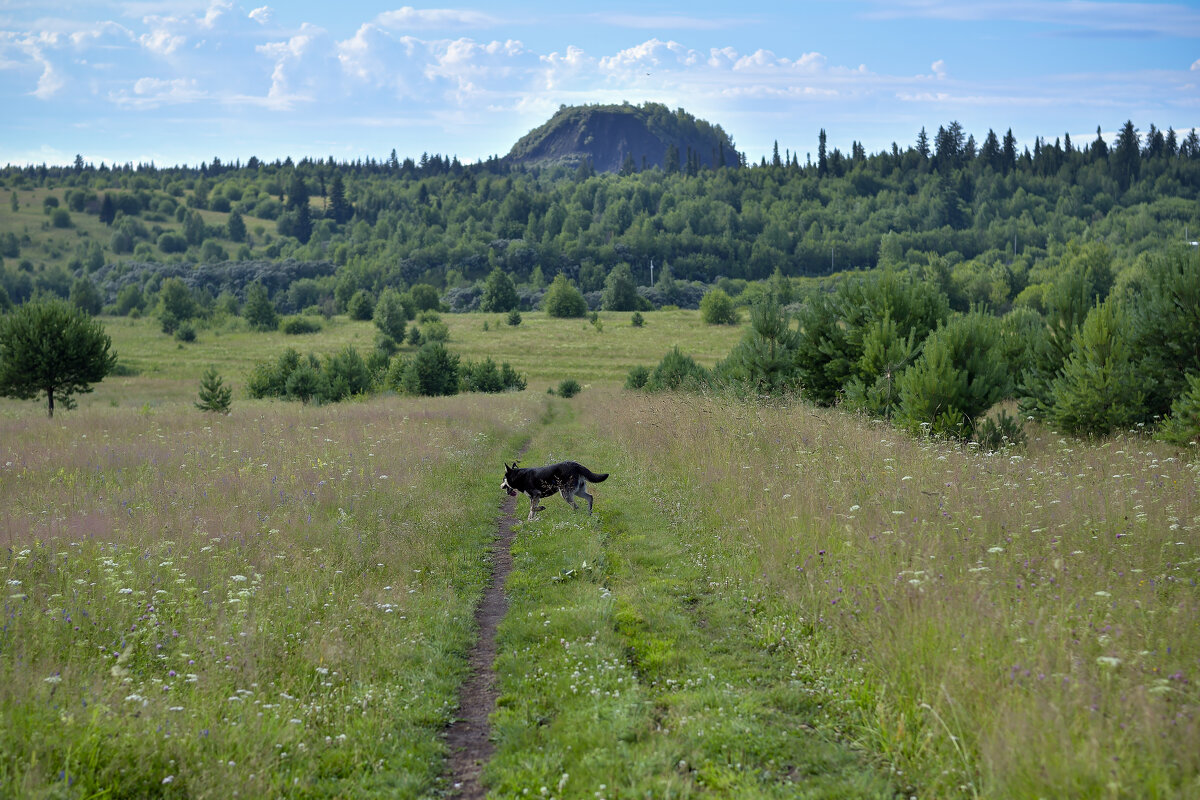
[
  {"left": 256, "top": 22, "right": 325, "bottom": 108},
  {"left": 249, "top": 6, "right": 272, "bottom": 25},
  {"left": 593, "top": 14, "right": 743, "bottom": 31},
  {"left": 0, "top": 32, "right": 67, "bottom": 99},
  {"left": 140, "top": 28, "right": 186, "bottom": 55},
  {"left": 931, "top": 59, "right": 947, "bottom": 79},
  {"left": 1192, "top": 58, "right": 1200, "bottom": 70},
  {"left": 111, "top": 76, "right": 206, "bottom": 107},
  {"left": 375, "top": 7, "right": 499, "bottom": 28}
]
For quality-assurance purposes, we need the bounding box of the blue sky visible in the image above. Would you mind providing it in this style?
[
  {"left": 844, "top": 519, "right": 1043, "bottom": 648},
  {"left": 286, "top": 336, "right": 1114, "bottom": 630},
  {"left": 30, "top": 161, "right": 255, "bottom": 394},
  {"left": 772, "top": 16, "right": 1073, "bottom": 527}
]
[{"left": 2, "top": 1, "right": 1198, "bottom": 167}]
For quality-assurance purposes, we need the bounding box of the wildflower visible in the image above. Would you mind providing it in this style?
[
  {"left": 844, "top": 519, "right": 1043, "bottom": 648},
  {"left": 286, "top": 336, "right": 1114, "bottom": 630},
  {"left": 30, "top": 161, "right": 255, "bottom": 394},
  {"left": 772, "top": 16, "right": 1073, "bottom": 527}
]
[
  {"left": 987, "top": 546, "right": 1004, "bottom": 554},
  {"left": 118, "top": 588, "right": 133, "bottom": 594},
  {"left": 231, "top": 575, "right": 248, "bottom": 582},
  {"left": 162, "top": 776, "right": 174, "bottom": 784},
  {"left": 1094, "top": 591, "right": 1111, "bottom": 597},
  {"left": 1096, "top": 656, "right": 1122, "bottom": 668},
  {"left": 849, "top": 505, "right": 861, "bottom": 512},
  {"left": 43, "top": 675, "right": 62, "bottom": 684}
]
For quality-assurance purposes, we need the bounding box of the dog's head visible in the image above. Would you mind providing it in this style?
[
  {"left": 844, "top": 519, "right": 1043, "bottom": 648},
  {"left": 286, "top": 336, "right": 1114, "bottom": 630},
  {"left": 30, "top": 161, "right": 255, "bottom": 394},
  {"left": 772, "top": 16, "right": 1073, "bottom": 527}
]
[{"left": 501, "top": 461, "right": 519, "bottom": 496}]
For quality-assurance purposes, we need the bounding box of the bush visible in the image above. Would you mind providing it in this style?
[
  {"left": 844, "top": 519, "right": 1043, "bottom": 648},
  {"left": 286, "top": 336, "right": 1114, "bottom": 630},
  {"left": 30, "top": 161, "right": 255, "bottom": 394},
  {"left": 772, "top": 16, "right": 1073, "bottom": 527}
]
[
  {"left": 895, "top": 311, "right": 1010, "bottom": 438},
  {"left": 323, "top": 346, "right": 373, "bottom": 401},
  {"left": 699, "top": 289, "right": 739, "bottom": 325},
  {"left": 398, "top": 342, "right": 459, "bottom": 397},
  {"left": 373, "top": 288, "right": 406, "bottom": 341},
  {"left": 556, "top": 378, "right": 582, "bottom": 398},
  {"left": 973, "top": 409, "right": 1026, "bottom": 451},
  {"left": 631, "top": 311, "right": 645, "bottom": 327},
  {"left": 645, "top": 347, "right": 710, "bottom": 392},
  {"left": 347, "top": 289, "right": 375, "bottom": 321},
  {"left": 480, "top": 267, "right": 519, "bottom": 312},
  {"left": 174, "top": 321, "right": 197, "bottom": 342},
  {"left": 460, "top": 357, "right": 527, "bottom": 393},
  {"left": 717, "top": 298, "right": 801, "bottom": 395},
  {"left": 51, "top": 208, "right": 72, "bottom": 228},
  {"left": 243, "top": 282, "right": 279, "bottom": 332},
  {"left": 507, "top": 308, "right": 522, "bottom": 326},
  {"left": 1156, "top": 373, "right": 1200, "bottom": 447},
  {"left": 157, "top": 231, "right": 187, "bottom": 253},
  {"left": 542, "top": 274, "right": 587, "bottom": 318},
  {"left": 625, "top": 365, "right": 650, "bottom": 390},
  {"left": 422, "top": 320, "right": 450, "bottom": 342},
  {"left": 281, "top": 315, "right": 321, "bottom": 335}
]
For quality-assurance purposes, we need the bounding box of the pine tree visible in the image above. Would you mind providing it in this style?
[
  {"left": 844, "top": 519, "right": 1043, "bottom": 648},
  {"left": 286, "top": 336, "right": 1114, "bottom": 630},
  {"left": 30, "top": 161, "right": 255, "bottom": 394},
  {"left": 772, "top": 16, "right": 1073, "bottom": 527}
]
[{"left": 195, "top": 367, "right": 232, "bottom": 413}]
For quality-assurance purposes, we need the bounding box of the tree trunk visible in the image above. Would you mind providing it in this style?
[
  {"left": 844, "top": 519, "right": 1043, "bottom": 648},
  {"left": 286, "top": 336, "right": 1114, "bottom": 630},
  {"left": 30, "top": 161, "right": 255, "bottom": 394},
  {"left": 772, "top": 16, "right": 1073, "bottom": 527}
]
[{"left": 47, "top": 390, "right": 54, "bottom": 418}]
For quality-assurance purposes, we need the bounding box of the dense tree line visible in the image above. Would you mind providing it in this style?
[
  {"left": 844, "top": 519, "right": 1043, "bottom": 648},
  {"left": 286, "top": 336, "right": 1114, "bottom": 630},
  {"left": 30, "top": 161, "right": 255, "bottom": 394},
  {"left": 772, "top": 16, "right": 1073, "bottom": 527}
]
[{"left": 2, "top": 118, "right": 1197, "bottom": 321}]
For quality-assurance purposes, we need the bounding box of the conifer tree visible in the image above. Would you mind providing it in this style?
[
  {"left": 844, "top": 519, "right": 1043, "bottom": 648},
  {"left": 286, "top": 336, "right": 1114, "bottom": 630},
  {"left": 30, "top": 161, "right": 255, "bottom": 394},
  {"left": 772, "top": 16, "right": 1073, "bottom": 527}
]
[{"left": 195, "top": 367, "right": 232, "bottom": 414}]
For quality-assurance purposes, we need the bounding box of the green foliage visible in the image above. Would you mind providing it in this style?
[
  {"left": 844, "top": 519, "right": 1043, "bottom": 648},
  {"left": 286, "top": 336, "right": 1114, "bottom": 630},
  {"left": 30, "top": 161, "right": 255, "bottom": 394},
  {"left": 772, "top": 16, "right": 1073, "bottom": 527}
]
[
  {"left": 281, "top": 315, "right": 322, "bottom": 334},
  {"left": 842, "top": 312, "right": 919, "bottom": 417},
  {"left": 506, "top": 308, "right": 522, "bottom": 326},
  {"left": 347, "top": 289, "right": 375, "bottom": 321},
  {"left": 242, "top": 282, "right": 279, "bottom": 332},
  {"left": 542, "top": 274, "right": 587, "bottom": 318},
  {"left": 407, "top": 284, "right": 442, "bottom": 313},
  {"left": 372, "top": 288, "right": 407, "bottom": 340},
  {"left": 174, "top": 321, "right": 196, "bottom": 342},
  {"left": 895, "top": 310, "right": 1010, "bottom": 438},
  {"left": 717, "top": 297, "right": 802, "bottom": 395},
  {"left": 0, "top": 298, "right": 117, "bottom": 416},
  {"left": 1044, "top": 299, "right": 1144, "bottom": 436},
  {"left": 157, "top": 231, "right": 187, "bottom": 253},
  {"left": 398, "top": 341, "right": 459, "bottom": 397},
  {"left": 601, "top": 262, "right": 643, "bottom": 311},
  {"left": 69, "top": 276, "right": 102, "bottom": 316},
  {"left": 226, "top": 208, "right": 246, "bottom": 242},
  {"left": 481, "top": 267, "right": 520, "bottom": 312},
  {"left": 1126, "top": 248, "right": 1200, "bottom": 419},
  {"left": 973, "top": 408, "right": 1026, "bottom": 451},
  {"left": 421, "top": 320, "right": 450, "bottom": 342},
  {"left": 158, "top": 277, "right": 197, "bottom": 322},
  {"left": 625, "top": 364, "right": 650, "bottom": 389},
  {"left": 51, "top": 208, "right": 71, "bottom": 228},
  {"left": 1156, "top": 372, "right": 1200, "bottom": 447},
  {"left": 645, "top": 346, "right": 709, "bottom": 392},
  {"left": 459, "top": 357, "right": 527, "bottom": 393},
  {"left": 284, "top": 361, "right": 325, "bottom": 404},
  {"left": 114, "top": 284, "right": 146, "bottom": 316},
  {"left": 323, "top": 345, "right": 373, "bottom": 401},
  {"left": 631, "top": 311, "right": 644, "bottom": 327},
  {"left": 556, "top": 378, "right": 582, "bottom": 398},
  {"left": 699, "top": 288, "right": 739, "bottom": 325},
  {"left": 195, "top": 366, "right": 232, "bottom": 413}
]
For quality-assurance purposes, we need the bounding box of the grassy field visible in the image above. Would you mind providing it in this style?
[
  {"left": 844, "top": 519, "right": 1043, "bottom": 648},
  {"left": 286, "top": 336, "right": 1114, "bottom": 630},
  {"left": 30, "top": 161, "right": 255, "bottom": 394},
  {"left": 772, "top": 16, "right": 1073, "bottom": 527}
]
[
  {"left": 2, "top": 311, "right": 1198, "bottom": 797},
  {"left": 0, "top": 309, "right": 744, "bottom": 413}
]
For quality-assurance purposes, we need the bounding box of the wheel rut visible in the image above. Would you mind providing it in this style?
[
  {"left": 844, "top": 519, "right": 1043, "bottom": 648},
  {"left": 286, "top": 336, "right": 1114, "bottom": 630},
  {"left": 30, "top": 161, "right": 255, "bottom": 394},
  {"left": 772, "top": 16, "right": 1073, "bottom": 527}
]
[{"left": 444, "top": 484, "right": 520, "bottom": 798}]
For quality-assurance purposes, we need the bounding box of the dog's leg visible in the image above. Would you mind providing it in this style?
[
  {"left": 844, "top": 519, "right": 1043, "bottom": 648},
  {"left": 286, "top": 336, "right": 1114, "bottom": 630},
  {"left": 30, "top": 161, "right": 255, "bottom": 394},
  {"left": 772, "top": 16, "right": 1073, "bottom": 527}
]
[
  {"left": 560, "top": 487, "right": 579, "bottom": 510},
  {"left": 576, "top": 482, "right": 594, "bottom": 514}
]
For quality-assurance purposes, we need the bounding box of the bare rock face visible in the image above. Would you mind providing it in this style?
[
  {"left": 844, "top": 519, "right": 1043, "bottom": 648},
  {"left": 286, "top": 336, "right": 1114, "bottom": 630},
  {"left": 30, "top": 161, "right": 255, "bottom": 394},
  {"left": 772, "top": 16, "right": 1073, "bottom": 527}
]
[{"left": 506, "top": 102, "right": 738, "bottom": 173}]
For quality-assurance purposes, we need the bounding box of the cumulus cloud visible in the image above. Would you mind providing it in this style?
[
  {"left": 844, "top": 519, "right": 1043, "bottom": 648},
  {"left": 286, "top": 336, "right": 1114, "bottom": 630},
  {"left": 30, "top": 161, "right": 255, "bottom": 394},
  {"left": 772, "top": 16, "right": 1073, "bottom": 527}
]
[
  {"left": 112, "top": 76, "right": 207, "bottom": 108},
  {"left": 0, "top": 32, "right": 67, "bottom": 98},
  {"left": 1192, "top": 58, "right": 1200, "bottom": 70},
  {"left": 931, "top": 59, "right": 947, "bottom": 79},
  {"left": 256, "top": 22, "right": 327, "bottom": 108},
  {"left": 249, "top": 7, "right": 272, "bottom": 25}
]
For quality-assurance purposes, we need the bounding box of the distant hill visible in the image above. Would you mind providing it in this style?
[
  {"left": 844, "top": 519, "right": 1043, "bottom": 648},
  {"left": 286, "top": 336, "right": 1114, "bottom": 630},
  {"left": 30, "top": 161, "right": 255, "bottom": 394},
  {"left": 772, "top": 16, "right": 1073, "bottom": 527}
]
[{"left": 506, "top": 102, "right": 739, "bottom": 173}]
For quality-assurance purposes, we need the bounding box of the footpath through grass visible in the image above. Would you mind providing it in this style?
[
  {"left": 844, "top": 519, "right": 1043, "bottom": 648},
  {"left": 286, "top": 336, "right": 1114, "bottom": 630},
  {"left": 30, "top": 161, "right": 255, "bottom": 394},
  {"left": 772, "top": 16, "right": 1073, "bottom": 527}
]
[
  {"left": 486, "top": 399, "right": 893, "bottom": 798},
  {"left": 0, "top": 392, "right": 544, "bottom": 798}
]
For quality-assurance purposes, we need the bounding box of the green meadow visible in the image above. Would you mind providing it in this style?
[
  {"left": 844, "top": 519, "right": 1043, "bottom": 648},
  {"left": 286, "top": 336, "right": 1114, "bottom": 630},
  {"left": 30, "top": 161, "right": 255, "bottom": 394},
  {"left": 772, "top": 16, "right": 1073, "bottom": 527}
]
[{"left": 2, "top": 311, "right": 1197, "bottom": 798}]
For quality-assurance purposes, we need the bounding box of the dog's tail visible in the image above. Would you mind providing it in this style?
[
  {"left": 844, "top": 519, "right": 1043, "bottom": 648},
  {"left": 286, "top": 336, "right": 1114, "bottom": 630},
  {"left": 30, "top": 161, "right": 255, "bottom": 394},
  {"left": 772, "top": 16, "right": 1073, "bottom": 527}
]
[{"left": 580, "top": 467, "right": 608, "bottom": 483}]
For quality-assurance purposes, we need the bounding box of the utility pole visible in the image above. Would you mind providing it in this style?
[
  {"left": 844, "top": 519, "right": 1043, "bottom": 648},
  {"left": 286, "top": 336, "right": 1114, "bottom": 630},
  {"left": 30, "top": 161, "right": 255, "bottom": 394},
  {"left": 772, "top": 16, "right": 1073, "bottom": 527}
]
[{"left": 649, "top": 258, "right": 654, "bottom": 286}]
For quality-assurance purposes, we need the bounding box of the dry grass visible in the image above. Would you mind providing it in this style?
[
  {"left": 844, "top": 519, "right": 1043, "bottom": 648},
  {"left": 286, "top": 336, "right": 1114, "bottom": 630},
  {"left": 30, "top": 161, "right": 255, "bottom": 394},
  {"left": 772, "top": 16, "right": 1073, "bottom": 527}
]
[{"left": 581, "top": 388, "right": 1200, "bottom": 798}]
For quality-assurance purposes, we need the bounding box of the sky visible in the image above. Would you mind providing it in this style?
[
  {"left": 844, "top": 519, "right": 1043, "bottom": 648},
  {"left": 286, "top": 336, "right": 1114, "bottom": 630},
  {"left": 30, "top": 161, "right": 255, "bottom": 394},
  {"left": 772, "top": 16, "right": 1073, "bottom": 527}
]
[{"left": 1, "top": 1, "right": 1198, "bottom": 168}]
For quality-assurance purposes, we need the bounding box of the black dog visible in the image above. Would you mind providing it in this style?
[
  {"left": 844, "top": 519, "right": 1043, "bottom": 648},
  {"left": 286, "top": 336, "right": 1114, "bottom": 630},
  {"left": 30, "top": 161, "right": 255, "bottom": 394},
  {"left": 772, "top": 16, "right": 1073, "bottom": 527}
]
[{"left": 501, "top": 461, "right": 609, "bottom": 520}]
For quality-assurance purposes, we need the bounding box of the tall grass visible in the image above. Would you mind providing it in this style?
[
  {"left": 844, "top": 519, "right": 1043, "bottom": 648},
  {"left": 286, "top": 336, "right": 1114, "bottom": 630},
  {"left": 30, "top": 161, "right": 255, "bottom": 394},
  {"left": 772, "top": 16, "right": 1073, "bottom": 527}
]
[
  {"left": 581, "top": 389, "right": 1200, "bottom": 798},
  {"left": 0, "top": 393, "right": 544, "bottom": 798}
]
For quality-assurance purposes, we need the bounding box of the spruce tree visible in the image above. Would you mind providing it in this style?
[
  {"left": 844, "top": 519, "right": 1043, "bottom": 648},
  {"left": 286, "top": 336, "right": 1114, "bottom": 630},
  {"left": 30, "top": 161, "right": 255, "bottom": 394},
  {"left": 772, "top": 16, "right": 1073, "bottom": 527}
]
[{"left": 195, "top": 367, "right": 232, "bottom": 413}]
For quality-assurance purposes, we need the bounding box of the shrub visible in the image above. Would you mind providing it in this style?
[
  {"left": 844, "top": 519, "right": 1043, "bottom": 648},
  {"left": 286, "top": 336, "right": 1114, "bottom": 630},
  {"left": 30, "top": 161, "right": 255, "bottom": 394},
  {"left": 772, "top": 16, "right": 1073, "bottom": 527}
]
[
  {"left": 51, "top": 208, "right": 72, "bottom": 228},
  {"left": 557, "top": 378, "right": 582, "bottom": 398},
  {"left": 625, "top": 365, "right": 650, "bottom": 390},
  {"left": 285, "top": 362, "right": 326, "bottom": 404},
  {"left": 281, "top": 316, "right": 321, "bottom": 335},
  {"left": 631, "top": 311, "right": 645, "bottom": 328},
  {"left": 542, "top": 274, "right": 587, "bottom": 318},
  {"left": 480, "top": 267, "right": 519, "bottom": 312},
  {"left": 1156, "top": 373, "right": 1200, "bottom": 447},
  {"left": 373, "top": 288, "right": 406, "bottom": 341},
  {"left": 717, "top": 298, "right": 802, "bottom": 395},
  {"left": 347, "top": 289, "right": 375, "bottom": 321},
  {"left": 243, "top": 282, "right": 279, "bottom": 332},
  {"left": 398, "top": 342, "right": 459, "bottom": 397},
  {"left": 157, "top": 231, "right": 187, "bottom": 253},
  {"left": 174, "top": 321, "right": 197, "bottom": 342},
  {"left": 645, "top": 347, "right": 710, "bottom": 392},
  {"left": 422, "top": 320, "right": 450, "bottom": 342},
  {"left": 460, "top": 357, "right": 527, "bottom": 393},
  {"left": 323, "top": 346, "right": 373, "bottom": 401},
  {"left": 507, "top": 308, "right": 522, "bottom": 326},
  {"left": 895, "top": 311, "right": 1010, "bottom": 439},
  {"left": 699, "top": 289, "right": 739, "bottom": 325},
  {"left": 973, "top": 409, "right": 1026, "bottom": 451}
]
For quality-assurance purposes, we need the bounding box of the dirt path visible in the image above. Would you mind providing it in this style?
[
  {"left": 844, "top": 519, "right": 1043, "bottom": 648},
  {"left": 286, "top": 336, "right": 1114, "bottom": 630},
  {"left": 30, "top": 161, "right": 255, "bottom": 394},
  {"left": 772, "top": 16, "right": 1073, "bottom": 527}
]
[{"left": 443, "top": 488, "right": 519, "bottom": 798}]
